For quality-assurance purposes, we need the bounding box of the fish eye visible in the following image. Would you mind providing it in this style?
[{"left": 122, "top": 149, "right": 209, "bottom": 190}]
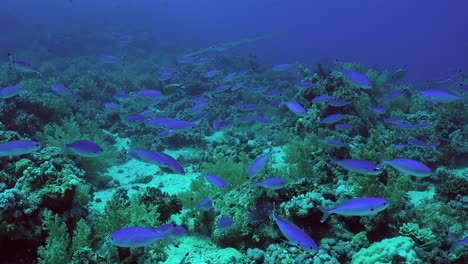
[
  {"left": 383, "top": 203, "right": 387, "bottom": 205},
  {"left": 370, "top": 208, "right": 375, "bottom": 211}
]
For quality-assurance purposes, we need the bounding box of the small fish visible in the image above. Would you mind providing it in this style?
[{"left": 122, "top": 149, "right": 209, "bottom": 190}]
[
  {"left": 196, "top": 197, "right": 213, "bottom": 211},
  {"left": 195, "top": 57, "right": 209, "bottom": 65},
  {"left": 248, "top": 151, "right": 273, "bottom": 180},
  {"left": 234, "top": 103, "right": 257, "bottom": 112},
  {"left": 369, "top": 106, "right": 386, "bottom": 115},
  {"left": 391, "top": 67, "right": 407, "bottom": 81},
  {"left": 163, "top": 83, "right": 185, "bottom": 96},
  {"left": 213, "top": 120, "right": 233, "bottom": 131},
  {"left": 382, "top": 89, "right": 405, "bottom": 101},
  {"left": 62, "top": 140, "right": 103, "bottom": 157},
  {"left": 104, "top": 102, "right": 119, "bottom": 110},
  {"left": 335, "top": 123, "right": 353, "bottom": 130},
  {"left": 113, "top": 92, "right": 130, "bottom": 99},
  {"left": 159, "top": 67, "right": 177, "bottom": 74},
  {"left": 254, "top": 177, "right": 286, "bottom": 190},
  {"left": 0, "top": 140, "right": 42, "bottom": 157},
  {"left": 328, "top": 99, "right": 351, "bottom": 107},
  {"left": 10, "top": 58, "right": 42, "bottom": 76},
  {"left": 217, "top": 216, "right": 233, "bottom": 231},
  {"left": 295, "top": 81, "right": 314, "bottom": 88},
  {"left": 202, "top": 174, "right": 227, "bottom": 188},
  {"left": 272, "top": 63, "right": 295, "bottom": 71},
  {"left": 0, "top": 85, "right": 22, "bottom": 99},
  {"left": 312, "top": 95, "right": 333, "bottom": 103},
  {"left": 159, "top": 73, "right": 173, "bottom": 81},
  {"left": 252, "top": 86, "right": 268, "bottom": 93},
  {"left": 284, "top": 102, "right": 307, "bottom": 116},
  {"left": 137, "top": 89, "right": 161, "bottom": 97},
  {"left": 318, "top": 197, "right": 390, "bottom": 223},
  {"left": 214, "top": 84, "right": 231, "bottom": 93},
  {"left": 381, "top": 158, "right": 431, "bottom": 177},
  {"left": 129, "top": 149, "right": 185, "bottom": 174},
  {"left": 326, "top": 139, "right": 347, "bottom": 147},
  {"left": 320, "top": 114, "right": 344, "bottom": 124},
  {"left": 223, "top": 72, "right": 237, "bottom": 82},
  {"left": 188, "top": 103, "right": 208, "bottom": 114},
  {"left": 394, "top": 123, "right": 414, "bottom": 129},
  {"left": 341, "top": 70, "right": 372, "bottom": 89},
  {"left": 231, "top": 82, "right": 245, "bottom": 91},
  {"left": 265, "top": 89, "right": 282, "bottom": 98},
  {"left": 448, "top": 234, "right": 468, "bottom": 254},
  {"left": 333, "top": 159, "right": 382, "bottom": 175},
  {"left": 419, "top": 89, "right": 462, "bottom": 103},
  {"left": 192, "top": 111, "right": 209, "bottom": 122},
  {"left": 384, "top": 117, "right": 402, "bottom": 124},
  {"left": 148, "top": 118, "right": 196, "bottom": 131},
  {"left": 178, "top": 56, "right": 194, "bottom": 64},
  {"left": 51, "top": 84, "right": 72, "bottom": 95},
  {"left": 101, "top": 55, "right": 121, "bottom": 63},
  {"left": 271, "top": 211, "right": 319, "bottom": 252},
  {"left": 204, "top": 69, "right": 221, "bottom": 78},
  {"left": 127, "top": 114, "right": 150, "bottom": 123},
  {"left": 394, "top": 144, "right": 407, "bottom": 150},
  {"left": 110, "top": 225, "right": 186, "bottom": 248}
]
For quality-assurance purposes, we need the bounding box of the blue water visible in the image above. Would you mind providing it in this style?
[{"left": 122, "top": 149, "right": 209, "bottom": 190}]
[{"left": 2, "top": 0, "right": 467, "bottom": 82}]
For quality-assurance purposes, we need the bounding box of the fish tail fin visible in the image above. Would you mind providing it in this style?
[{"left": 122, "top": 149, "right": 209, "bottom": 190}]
[
  {"left": 317, "top": 206, "right": 331, "bottom": 223},
  {"left": 59, "top": 137, "right": 67, "bottom": 155},
  {"left": 448, "top": 233, "right": 460, "bottom": 254}
]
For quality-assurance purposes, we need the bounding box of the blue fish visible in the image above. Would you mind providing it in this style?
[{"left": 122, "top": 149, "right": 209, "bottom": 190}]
[
  {"left": 318, "top": 197, "right": 390, "bottom": 223},
  {"left": 328, "top": 99, "right": 351, "bottom": 107},
  {"left": 272, "top": 63, "right": 295, "bottom": 71},
  {"left": 0, "top": 85, "right": 22, "bottom": 99},
  {"left": 104, "top": 102, "right": 119, "bottom": 110},
  {"left": 271, "top": 211, "right": 319, "bottom": 252},
  {"left": 448, "top": 234, "right": 468, "bottom": 254},
  {"left": 217, "top": 216, "right": 233, "bottom": 231},
  {"left": 320, "top": 114, "right": 344, "bottom": 124},
  {"left": 0, "top": 140, "right": 42, "bottom": 157},
  {"left": 188, "top": 103, "right": 208, "bottom": 114},
  {"left": 384, "top": 117, "right": 402, "bottom": 124},
  {"left": 214, "top": 84, "right": 231, "bottom": 93},
  {"left": 192, "top": 111, "right": 209, "bottom": 122},
  {"left": 159, "top": 73, "right": 173, "bottom": 81},
  {"left": 159, "top": 67, "right": 177, "bottom": 74},
  {"left": 335, "top": 123, "right": 353, "bottom": 130},
  {"left": 110, "top": 225, "right": 186, "bottom": 248},
  {"left": 51, "top": 84, "right": 72, "bottom": 95},
  {"left": 196, "top": 197, "right": 213, "bottom": 211},
  {"left": 127, "top": 114, "right": 150, "bottom": 123},
  {"left": 137, "top": 89, "right": 161, "bottom": 97},
  {"left": 284, "top": 102, "right": 307, "bottom": 116},
  {"left": 231, "top": 82, "right": 245, "bottom": 91},
  {"left": 248, "top": 151, "right": 273, "bottom": 180},
  {"left": 295, "top": 81, "right": 314, "bottom": 88},
  {"left": 202, "top": 174, "right": 227, "bottom": 188},
  {"left": 383, "top": 89, "right": 404, "bottom": 101},
  {"left": 381, "top": 158, "right": 431, "bottom": 177},
  {"left": 213, "top": 120, "right": 233, "bottom": 131},
  {"left": 254, "top": 177, "right": 286, "bottom": 190},
  {"left": 369, "top": 106, "right": 386, "bottom": 114},
  {"left": 62, "top": 140, "right": 103, "bottom": 157},
  {"left": 223, "top": 72, "right": 237, "bottom": 82},
  {"left": 178, "top": 56, "right": 194, "bottom": 64},
  {"left": 204, "top": 70, "right": 221, "bottom": 78},
  {"left": 341, "top": 70, "right": 372, "bottom": 89},
  {"left": 419, "top": 89, "right": 462, "bottom": 103},
  {"left": 101, "top": 55, "right": 121, "bottom": 63},
  {"left": 326, "top": 139, "right": 347, "bottom": 147},
  {"left": 312, "top": 95, "right": 333, "bottom": 103},
  {"left": 129, "top": 149, "right": 185, "bottom": 174},
  {"left": 333, "top": 159, "right": 382, "bottom": 175}
]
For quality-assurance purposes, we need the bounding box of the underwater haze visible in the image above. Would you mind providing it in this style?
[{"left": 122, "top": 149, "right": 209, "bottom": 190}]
[
  {"left": 2, "top": 0, "right": 468, "bottom": 82},
  {"left": 0, "top": 0, "right": 467, "bottom": 263}
]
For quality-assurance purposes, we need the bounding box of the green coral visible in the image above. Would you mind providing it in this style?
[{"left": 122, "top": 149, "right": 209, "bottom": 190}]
[
  {"left": 399, "top": 222, "right": 436, "bottom": 246},
  {"left": 37, "top": 210, "right": 71, "bottom": 264}
]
